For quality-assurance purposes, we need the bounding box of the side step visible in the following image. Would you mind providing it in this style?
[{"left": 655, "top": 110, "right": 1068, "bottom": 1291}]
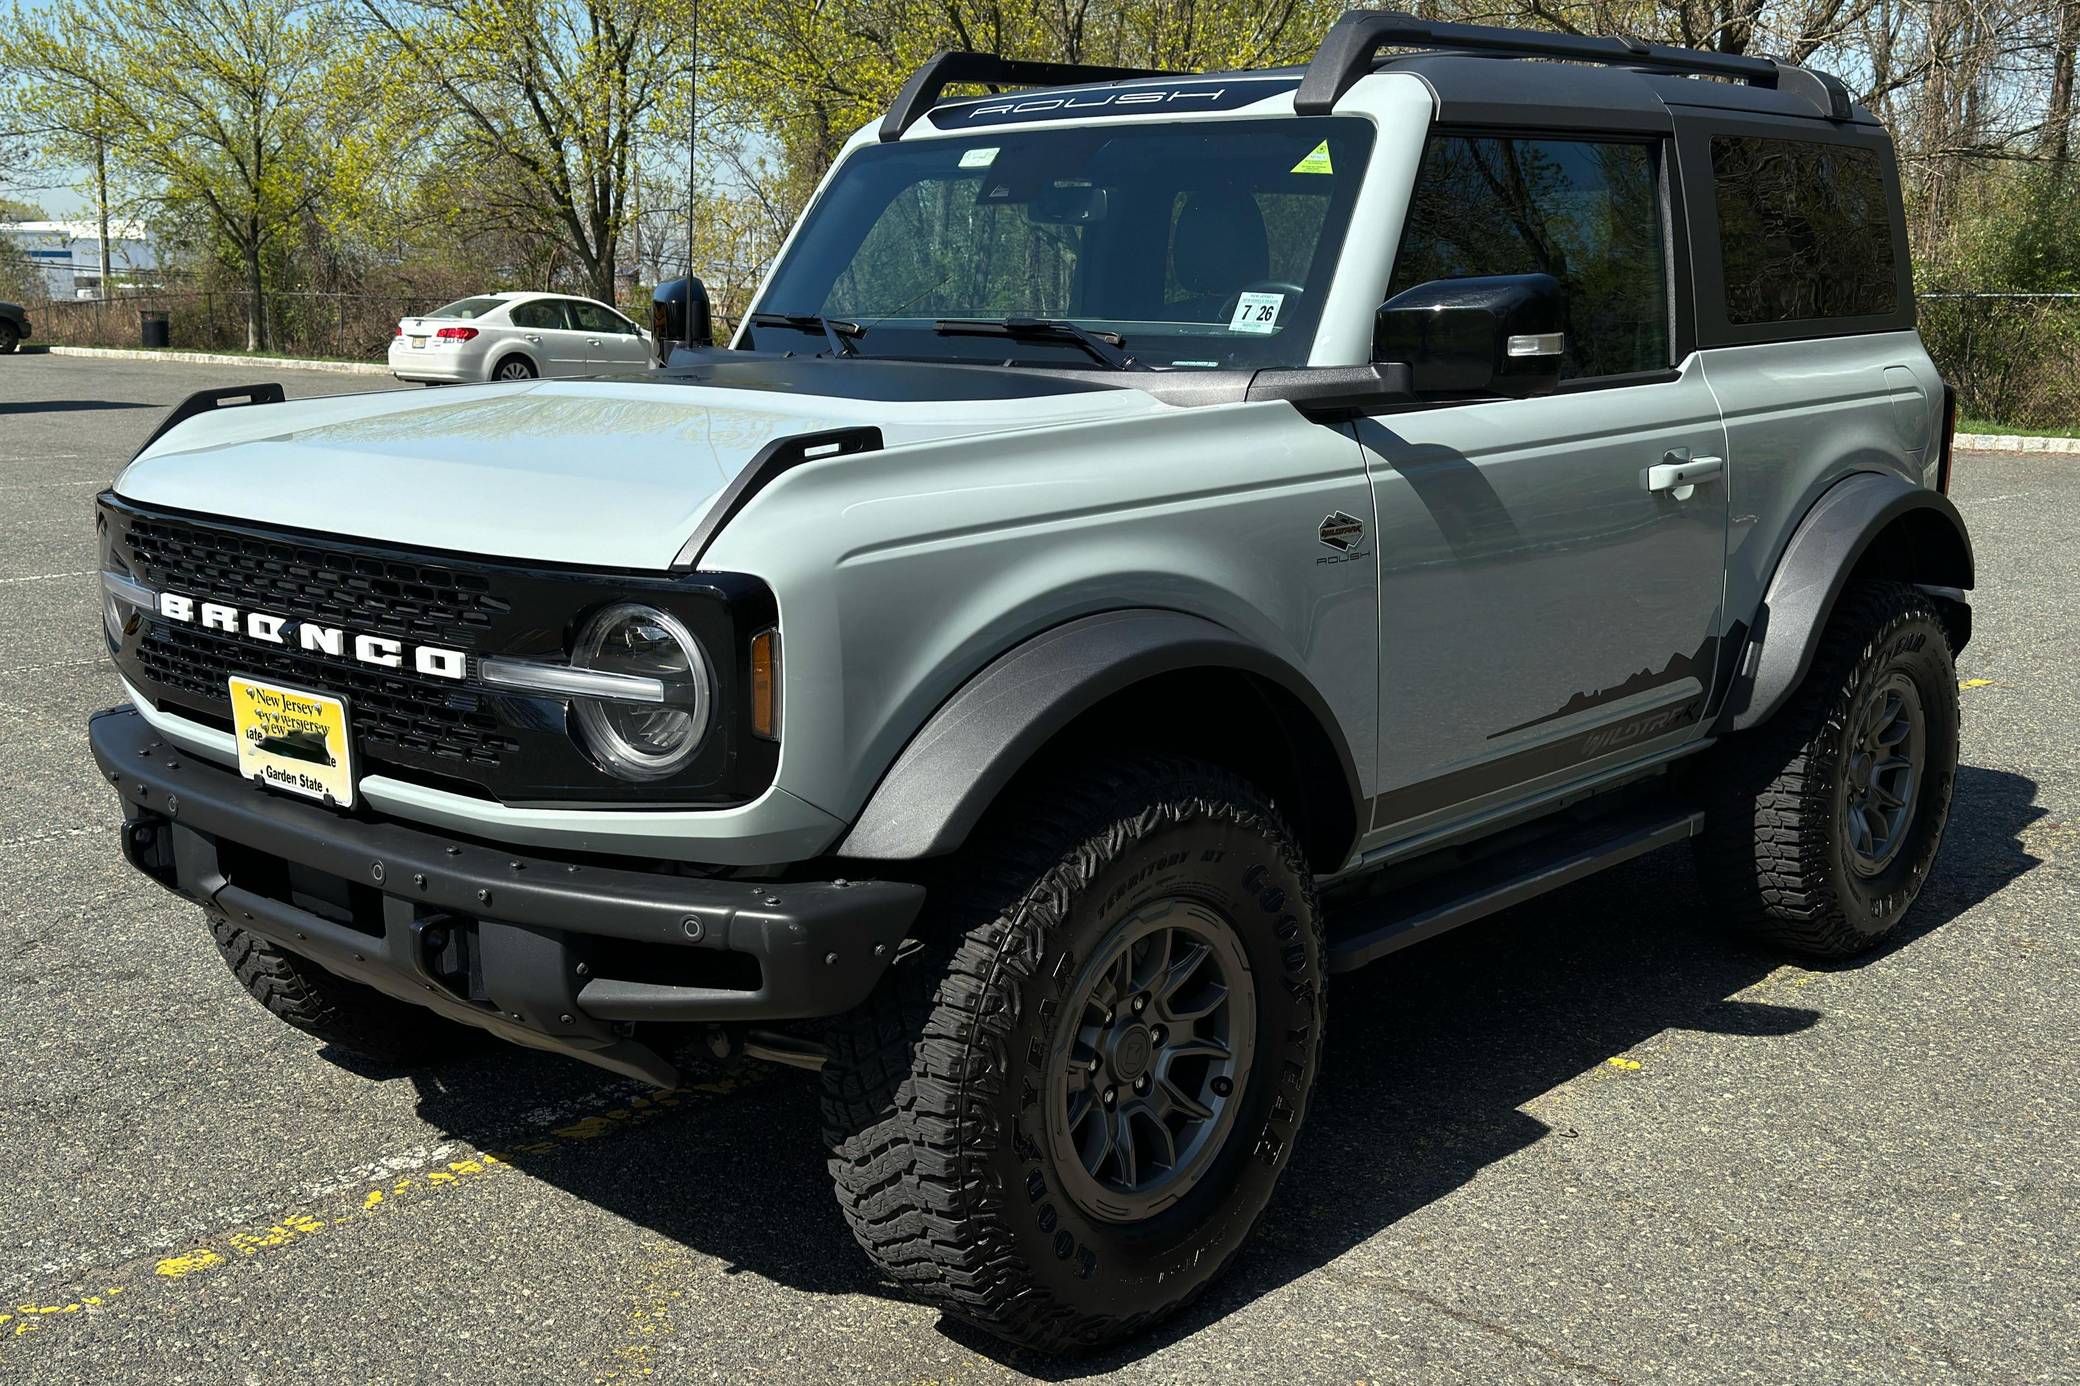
[{"left": 1326, "top": 805, "right": 1704, "bottom": 973}]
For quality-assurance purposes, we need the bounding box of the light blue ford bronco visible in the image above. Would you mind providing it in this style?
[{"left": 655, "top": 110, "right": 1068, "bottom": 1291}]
[{"left": 91, "top": 12, "right": 1972, "bottom": 1349}]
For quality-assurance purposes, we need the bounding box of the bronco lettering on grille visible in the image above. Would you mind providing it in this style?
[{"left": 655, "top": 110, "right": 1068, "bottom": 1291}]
[{"left": 154, "top": 591, "right": 467, "bottom": 681}]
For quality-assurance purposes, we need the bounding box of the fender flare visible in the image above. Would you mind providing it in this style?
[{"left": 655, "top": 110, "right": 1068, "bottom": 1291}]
[
  {"left": 834, "top": 609, "right": 1364, "bottom": 866},
  {"left": 1714, "top": 472, "right": 1973, "bottom": 735}
]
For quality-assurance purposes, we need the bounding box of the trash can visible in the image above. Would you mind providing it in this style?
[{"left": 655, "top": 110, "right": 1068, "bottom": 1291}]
[{"left": 140, "top": 310, "right": 170, "bottom": 348}]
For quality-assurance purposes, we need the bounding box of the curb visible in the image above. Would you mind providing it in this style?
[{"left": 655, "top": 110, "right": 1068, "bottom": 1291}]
[
  {"left": 1955, "top": 432, "right": 2080, "bottom": 454},
  {"left": 45, "top": 345, "right": 392, "bottom": 376}
]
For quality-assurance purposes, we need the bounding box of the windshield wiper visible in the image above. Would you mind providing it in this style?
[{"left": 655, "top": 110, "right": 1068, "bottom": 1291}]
[
  {"left": 932, "top": 317, "right": 1141, "bottom": 371},
  {"left": 749, "top": 311, "right": 864, "bottom": 358}
]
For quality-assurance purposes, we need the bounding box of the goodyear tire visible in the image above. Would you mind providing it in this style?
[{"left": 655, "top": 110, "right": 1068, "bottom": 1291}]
[
  {"left": 821, "top": 755, "right": 1326, "bottom": 1351},
  {"left": 1694, "top": 580, "right": 1960, "bottom": 958},
  {"left": 210, "top": 915, "right": 477, "bottom": 1064}
]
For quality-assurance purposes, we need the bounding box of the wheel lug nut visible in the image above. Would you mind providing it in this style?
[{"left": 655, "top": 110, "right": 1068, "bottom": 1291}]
[
  {"left": 1211, "top": 1075, "right": 1234, "bottom": 1097},
  {"left": 1134, "top": 1075, "right": 1149, "bottom": 1094},
  {"left": 1132, "top": 995, "right": 1148, "bottom": 1013},
  {"left": 1102, "top": 1087, "right": 1116, "bottom": 1106},
  {"left": 1088, "top": 1057, "right": 1102, "bottom": 1074},
  {"left": 1150, "top": 1027, "right": 1166, "bottom": 1045}
]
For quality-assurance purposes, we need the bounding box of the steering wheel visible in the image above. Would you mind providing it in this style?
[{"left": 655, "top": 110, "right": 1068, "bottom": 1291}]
[{"left": 1220, "top": 279, "right": 1307, "bottom": 326}]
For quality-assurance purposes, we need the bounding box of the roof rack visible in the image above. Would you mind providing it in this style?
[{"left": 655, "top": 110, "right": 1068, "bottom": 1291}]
[
  {"left": 1292, "top": 9, "right": 1852, "bottom": 121},
  {"left": 879, "top": 51, "right": 1183, "bottom": 141}
]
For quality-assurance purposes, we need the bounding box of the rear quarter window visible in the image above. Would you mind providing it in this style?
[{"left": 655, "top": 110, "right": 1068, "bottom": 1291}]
[
  {"left": 1709, "top": 136, "right": 1898, "bottom": 325},
  {"left": 430, "top": 296, "right": 506, "bottom": 319}
]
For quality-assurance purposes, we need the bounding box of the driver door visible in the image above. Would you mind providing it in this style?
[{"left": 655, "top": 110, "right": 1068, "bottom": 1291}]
[{"left": 1360, "top": 132, "right": 1731, "bottom": 843}]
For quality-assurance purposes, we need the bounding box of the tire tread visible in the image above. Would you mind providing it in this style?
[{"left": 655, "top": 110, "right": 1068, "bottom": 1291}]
[{"left": 821, "top": 754, "right": 1323, "bottom": 1351}]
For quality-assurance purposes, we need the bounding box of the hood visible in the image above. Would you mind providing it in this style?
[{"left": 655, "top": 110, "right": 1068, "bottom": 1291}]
[{"left": 116, "top": 370, "right": 1167, "bottom": 570}]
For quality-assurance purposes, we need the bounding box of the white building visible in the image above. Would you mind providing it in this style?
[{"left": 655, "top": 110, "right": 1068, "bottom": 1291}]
[{"left": 0, "top": 219, "right": 157, "bottom": 299}]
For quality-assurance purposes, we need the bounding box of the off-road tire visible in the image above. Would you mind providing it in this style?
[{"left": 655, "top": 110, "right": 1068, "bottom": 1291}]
[
  {"left": 209, "top": 915, "right": 474, "bottom": 1064},
  {"left": 1694, "top": 580, "right": 1959, "bottom": 958},
  {"left": 821, "top": 754, "right": 1326, "bottom": 1351}
]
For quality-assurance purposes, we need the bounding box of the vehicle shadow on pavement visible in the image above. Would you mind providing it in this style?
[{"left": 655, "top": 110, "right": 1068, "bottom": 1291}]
[
  {"left": 0, "top": 398, "right": 157, "bottom": 414},
  {"left": 394, "top": 763, "right": 2043, "bottom": 1372}
]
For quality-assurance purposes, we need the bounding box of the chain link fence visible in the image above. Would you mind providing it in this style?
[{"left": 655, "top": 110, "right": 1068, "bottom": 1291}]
[
  {"left": 1916, "top": 293, "right": 2080, "bottom": 432},
  {"left": 28, "top": 290, "right": 447, "bottom": 361}
]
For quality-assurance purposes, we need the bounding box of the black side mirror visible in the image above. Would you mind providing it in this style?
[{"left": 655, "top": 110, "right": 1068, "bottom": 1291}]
[
  {"left": 651, "top": 276, "right": 715, "bottom": 364},
  {"left": 1374, "top": 273, "right": 1566, "bottom": 399}
]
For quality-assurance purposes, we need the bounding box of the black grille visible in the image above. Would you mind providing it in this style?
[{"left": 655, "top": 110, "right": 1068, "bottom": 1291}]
[
  {"left": 136, "top": 625, "right": 519, "bottom": 770},
  {"left": 124, "top": 515, "right": 508, "bottom": 650},
  {"left": 102, "top": 495, "right": 781, "bottom": 807}
]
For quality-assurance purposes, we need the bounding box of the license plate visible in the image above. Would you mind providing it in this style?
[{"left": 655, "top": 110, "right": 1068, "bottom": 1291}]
[
  {"left": 408, "top": 335, "right": 427, "bottom": 349},
  {"left": 229, "top": 676, "right": 354, "bottom": 807}
]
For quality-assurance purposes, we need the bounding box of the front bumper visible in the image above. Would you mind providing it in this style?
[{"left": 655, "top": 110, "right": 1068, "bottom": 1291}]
[{"left": 91, "top": 706, "right": 922, "bottom": 1085}]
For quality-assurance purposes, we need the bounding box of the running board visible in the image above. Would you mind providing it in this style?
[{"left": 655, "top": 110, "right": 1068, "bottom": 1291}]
[{"left": 1326, "top": 806, "right": 1704, "bottom": 973}]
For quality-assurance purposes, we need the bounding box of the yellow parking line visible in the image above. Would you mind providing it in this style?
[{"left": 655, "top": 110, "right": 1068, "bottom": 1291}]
[{"left": 2, "top": 1071, "right": 768, "bottom": 1363}]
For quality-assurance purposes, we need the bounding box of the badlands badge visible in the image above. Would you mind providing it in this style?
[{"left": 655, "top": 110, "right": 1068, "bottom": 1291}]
[{"left": 1317, "top": 510, "right": 1365, "bottom": 552}]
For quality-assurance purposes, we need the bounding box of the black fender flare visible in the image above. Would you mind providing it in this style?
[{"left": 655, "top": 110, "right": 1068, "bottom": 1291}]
[
  {"left": 834, "top": 609, "right": 1364, "bottom": 867},
  {"left": 1714, "top": 472, "right": 1973, "bottom": 735}
]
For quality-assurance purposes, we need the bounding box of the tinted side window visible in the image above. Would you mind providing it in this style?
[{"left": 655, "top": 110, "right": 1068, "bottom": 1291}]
[
  {"left": 1387, "top": 136, "right": 1668, "bottom": 380},
  {"left": 1710, "top": 137, "right": 1897, "bottom": 325},
  {"left": 509, "top": 299, "right": 568, "bottom": 330}
]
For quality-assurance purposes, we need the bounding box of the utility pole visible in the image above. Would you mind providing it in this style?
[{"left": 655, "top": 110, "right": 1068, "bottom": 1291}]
[
  {"left": 94, "top": 129, "right": 111, "bottom": 299},
  {"left": 688, "top": 0, "right": 699, "bottom": 282}
]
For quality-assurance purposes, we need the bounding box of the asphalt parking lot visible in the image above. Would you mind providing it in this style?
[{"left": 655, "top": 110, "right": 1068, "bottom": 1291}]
[{"left": 1, "top": 351, "right": 2075, "bottom": 1383}]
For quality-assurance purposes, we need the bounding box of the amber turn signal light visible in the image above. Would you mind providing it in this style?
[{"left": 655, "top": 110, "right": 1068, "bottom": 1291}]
[{"left": 750, "top": 629, "right": 780, "bottom": 740}]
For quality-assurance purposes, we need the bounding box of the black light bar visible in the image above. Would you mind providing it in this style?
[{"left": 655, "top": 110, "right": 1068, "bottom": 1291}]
[{"left": 879, "top": 50, "right": 1183, "bottom": 141}]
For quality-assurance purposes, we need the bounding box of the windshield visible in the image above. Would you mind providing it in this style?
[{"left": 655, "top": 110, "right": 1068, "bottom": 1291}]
[{"left": 752, "top": 118, "right": 1374, "bottom": 371}]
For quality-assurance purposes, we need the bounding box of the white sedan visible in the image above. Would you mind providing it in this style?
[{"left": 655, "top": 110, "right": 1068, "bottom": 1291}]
[{"left": 388, "top": 291, "right": 652, "bottom": 383}]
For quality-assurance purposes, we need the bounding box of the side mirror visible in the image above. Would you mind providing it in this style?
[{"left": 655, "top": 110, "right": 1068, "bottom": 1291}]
[
  {"left": 1374, "top": 273, "right": 1566, "bottom": 399},
  {"left": 651, "top": 276, "right": 715, "bottom": 364}
]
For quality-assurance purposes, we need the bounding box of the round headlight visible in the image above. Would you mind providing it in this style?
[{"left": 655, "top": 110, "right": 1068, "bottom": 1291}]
[{"left": 571, "top": 603, "right": 711, "bottom": 781}]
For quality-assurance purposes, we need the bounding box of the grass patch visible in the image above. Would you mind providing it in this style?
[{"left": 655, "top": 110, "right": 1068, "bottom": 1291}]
[{"left": 1959, "top": 417, "right": 2080, "bottom": 440}]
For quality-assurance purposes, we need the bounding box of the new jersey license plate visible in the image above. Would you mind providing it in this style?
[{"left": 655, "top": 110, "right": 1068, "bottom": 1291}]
[{"left": 229, "top": 676, "right": 354, "bottom": 807}]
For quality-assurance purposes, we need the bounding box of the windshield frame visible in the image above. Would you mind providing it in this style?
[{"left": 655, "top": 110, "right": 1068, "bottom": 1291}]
[{"left": 745, "top": 116, "right": 1377, "bottom": 374}]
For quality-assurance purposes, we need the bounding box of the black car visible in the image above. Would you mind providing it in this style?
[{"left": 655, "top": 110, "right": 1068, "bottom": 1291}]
[{"left": 0, "top": 301, "right": 29, "bottom": 353}]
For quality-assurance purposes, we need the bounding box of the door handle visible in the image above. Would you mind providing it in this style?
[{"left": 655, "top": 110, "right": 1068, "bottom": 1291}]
[
  {"left": 1646, "top": 453, "right": 1723, "bottom": 499},
  {"left": 525, "top": 333, "right": 541, "bottom": 343},
  {"left": 586, "top": 338, "right": 601, "bottom": 347}
]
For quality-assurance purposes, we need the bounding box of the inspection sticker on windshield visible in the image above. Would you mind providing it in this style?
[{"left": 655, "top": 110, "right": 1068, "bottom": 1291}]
[
  {"left": 230, "top": 676, "right": 355, "bottom": 807},
  {"left": 1230, "top": 292, "right": 1284, "bottom": 335},
  {"left": 959, "top": 146, "right": 1000, "bottom": 168},
  {"left": 1291, "top": 140, "right": 1334, "bottom": 175}
]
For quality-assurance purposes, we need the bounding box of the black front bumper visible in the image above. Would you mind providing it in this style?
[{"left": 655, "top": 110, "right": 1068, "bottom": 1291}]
[{"left": 90, "top": 706, "right": 923, "bottom": 1085}]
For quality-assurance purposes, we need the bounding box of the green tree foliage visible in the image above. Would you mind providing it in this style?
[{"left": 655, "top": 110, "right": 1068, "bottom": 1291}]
[
  {"left": 706, "top": 0, "right": 1352, "bottom": 205},
  {"left": 355, "top": 0, "right": 697, "bottom": 304},
  {"left": 3, "top": 0, "right": 380, "bottom": 347}
]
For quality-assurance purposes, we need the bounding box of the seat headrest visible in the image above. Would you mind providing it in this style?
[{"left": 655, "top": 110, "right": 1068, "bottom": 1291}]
[{"left": 1172, "top": 190, "right": 1271, "bottom": 295}]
